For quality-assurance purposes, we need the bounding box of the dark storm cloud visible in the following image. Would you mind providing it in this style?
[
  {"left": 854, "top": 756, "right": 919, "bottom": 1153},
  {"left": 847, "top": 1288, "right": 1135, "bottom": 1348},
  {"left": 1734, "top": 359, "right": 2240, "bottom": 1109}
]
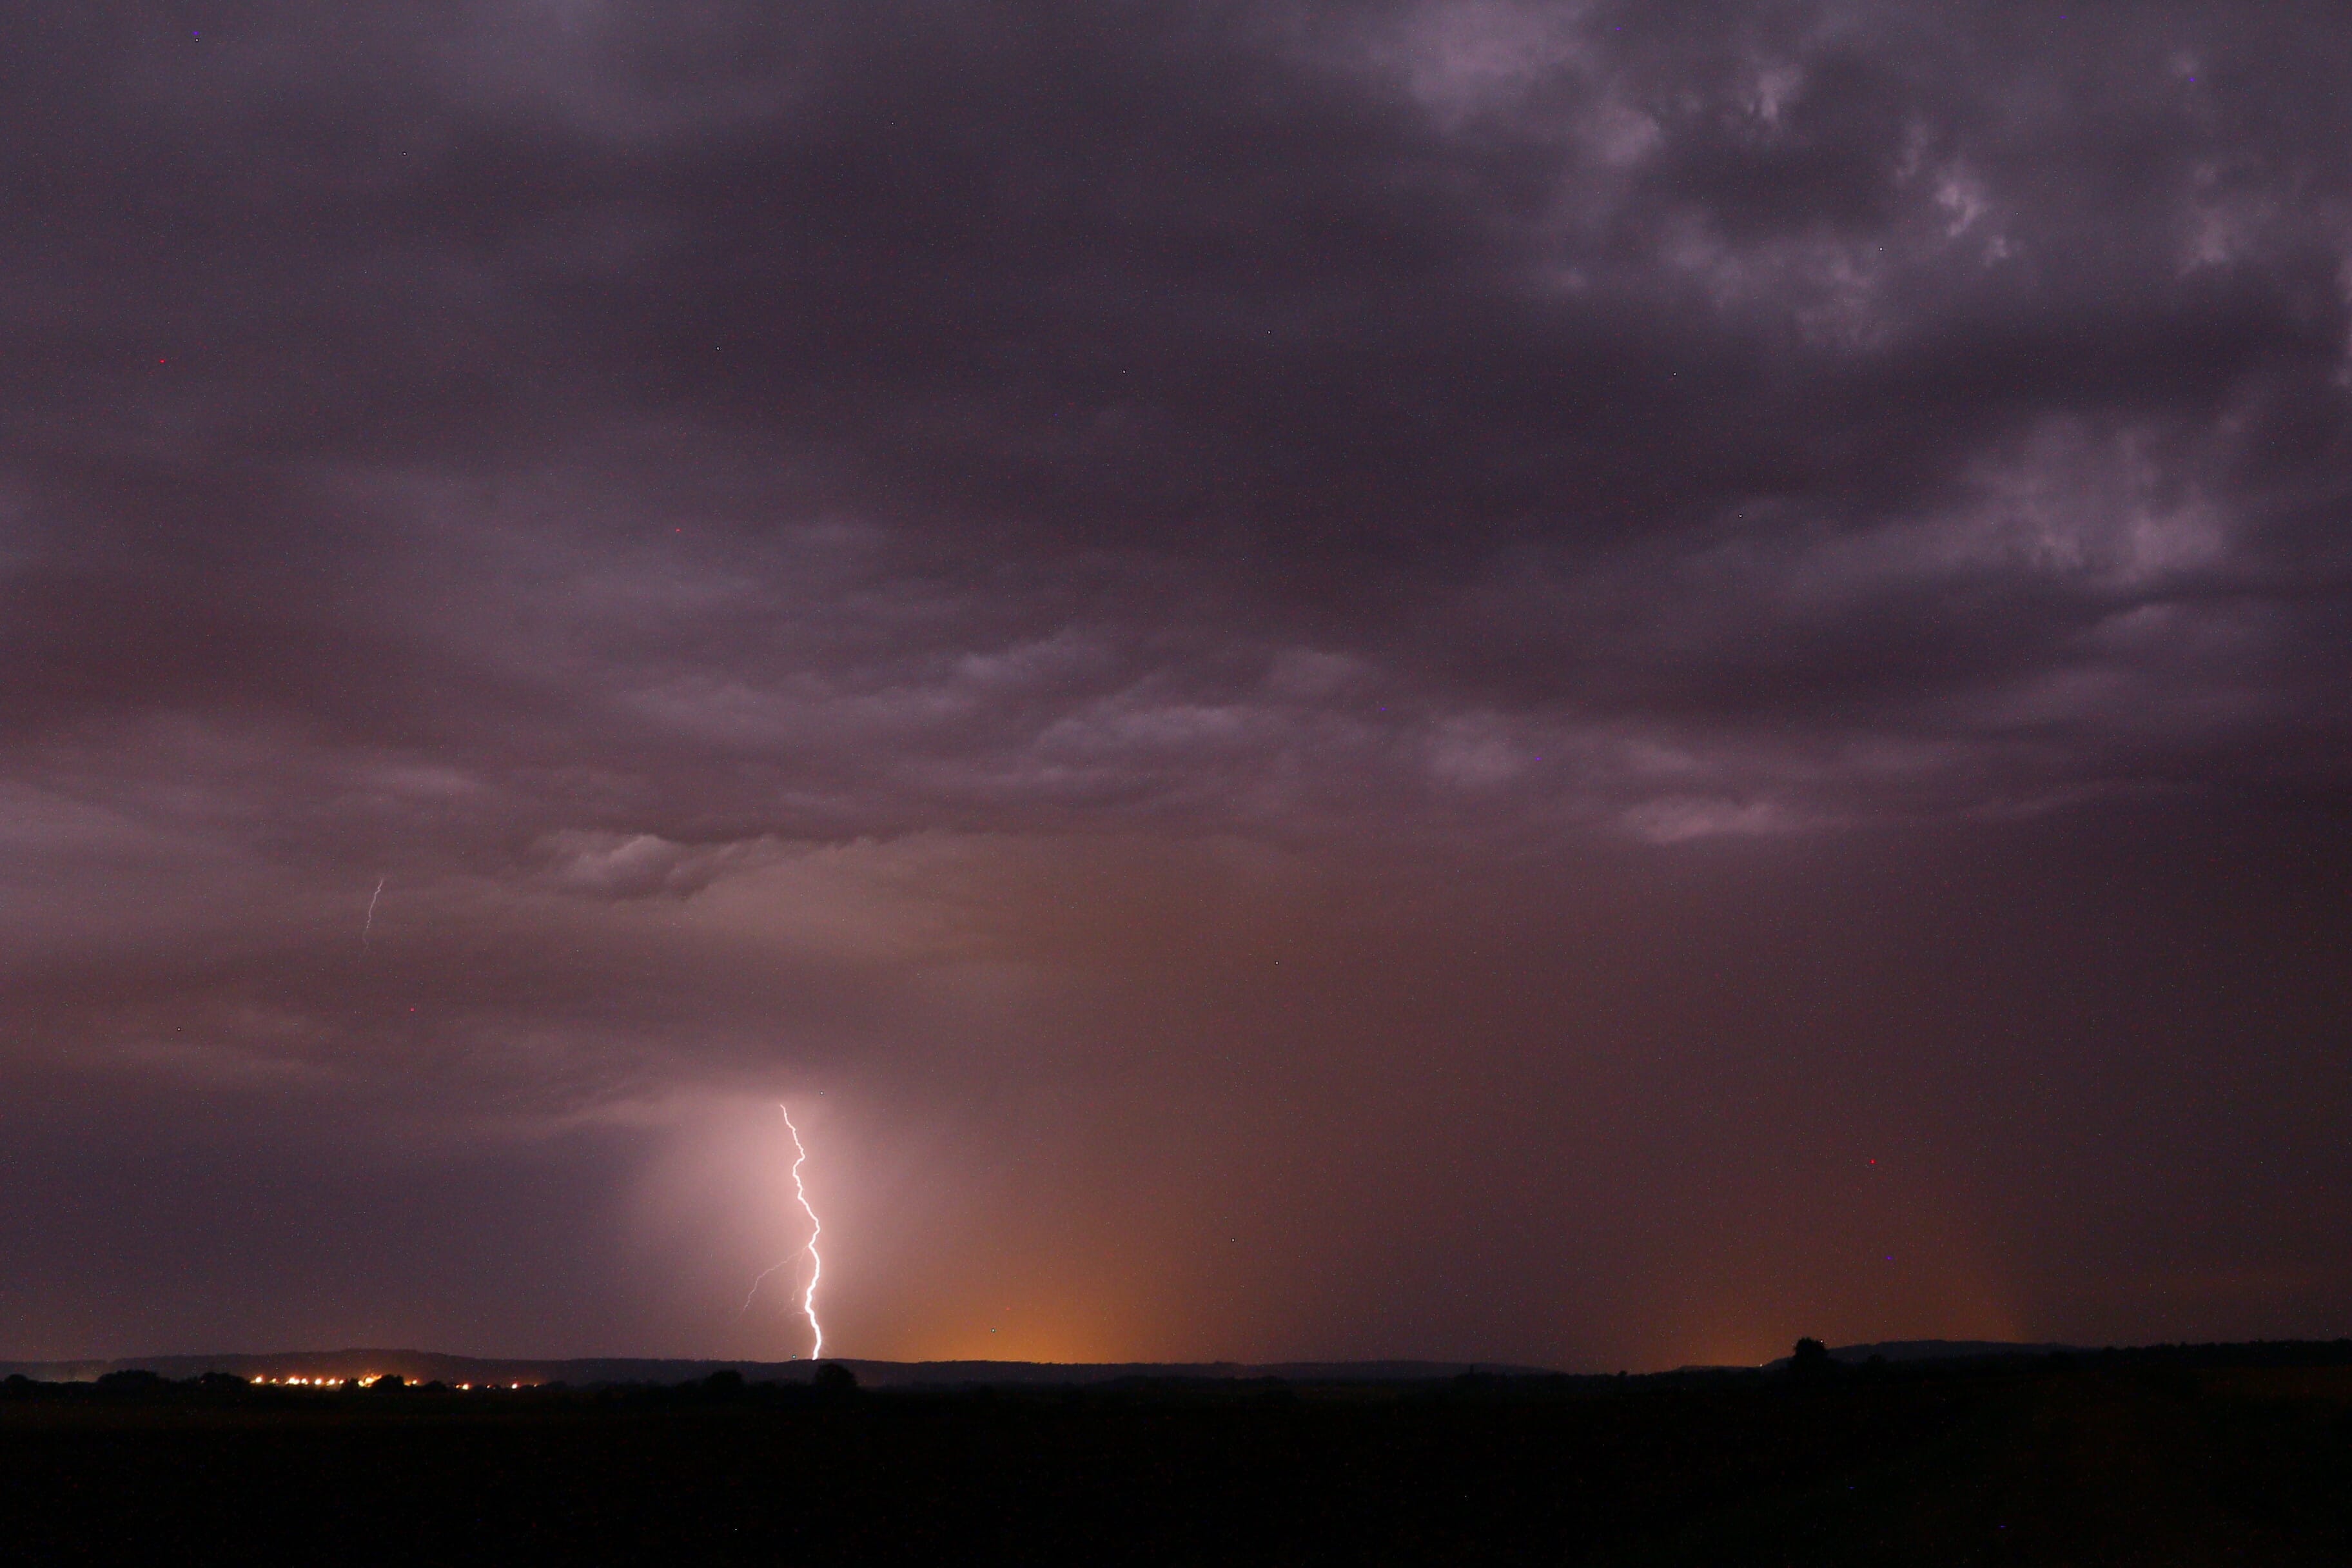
[
  {"left": 4, "top": 2, "right": 2350, "bottom": 1365},
  {"left": 7, "top": 0, "right": 2347, "bottom": 834}
]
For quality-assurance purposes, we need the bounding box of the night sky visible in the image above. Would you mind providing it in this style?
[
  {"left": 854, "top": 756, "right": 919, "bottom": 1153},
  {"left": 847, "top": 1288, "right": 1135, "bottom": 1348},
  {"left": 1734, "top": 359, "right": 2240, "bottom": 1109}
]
[{"left": 5, "top": 2, "right": 2349, "bottom": 1372}]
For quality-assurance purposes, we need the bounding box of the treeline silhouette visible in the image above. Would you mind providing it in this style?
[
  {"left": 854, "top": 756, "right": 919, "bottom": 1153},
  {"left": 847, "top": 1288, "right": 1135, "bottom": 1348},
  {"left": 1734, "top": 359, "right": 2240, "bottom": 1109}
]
[
  {"left": 5, "top": 1342, "right": 2350, "bottom": 1563},
  {"left": 2, "top": 1361, "right": 871, "bottom": 1406}
]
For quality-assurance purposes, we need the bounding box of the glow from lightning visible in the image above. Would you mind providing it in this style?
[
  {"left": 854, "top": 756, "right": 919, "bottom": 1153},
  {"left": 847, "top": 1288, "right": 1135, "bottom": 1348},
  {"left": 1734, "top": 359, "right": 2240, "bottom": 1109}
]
[
  {"left": 738, "top": 1102, "right": 823, "bottom": 1358},
  {"left": 362, "top": 876, "right": 384, "bottom": 946}
]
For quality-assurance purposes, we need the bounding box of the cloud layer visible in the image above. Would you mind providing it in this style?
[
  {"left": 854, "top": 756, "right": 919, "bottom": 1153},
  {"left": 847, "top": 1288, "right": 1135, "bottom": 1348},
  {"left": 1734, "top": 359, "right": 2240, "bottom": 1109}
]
[{"left": 3, "top": 1, "right": 2348, "bottom": 1367}]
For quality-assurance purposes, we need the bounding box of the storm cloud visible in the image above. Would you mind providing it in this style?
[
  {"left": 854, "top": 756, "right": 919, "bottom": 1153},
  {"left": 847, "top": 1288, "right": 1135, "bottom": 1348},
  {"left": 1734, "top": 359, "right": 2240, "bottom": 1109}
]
[{"left": 3, "top": 1, "right": 2347, "bottom": 1369}]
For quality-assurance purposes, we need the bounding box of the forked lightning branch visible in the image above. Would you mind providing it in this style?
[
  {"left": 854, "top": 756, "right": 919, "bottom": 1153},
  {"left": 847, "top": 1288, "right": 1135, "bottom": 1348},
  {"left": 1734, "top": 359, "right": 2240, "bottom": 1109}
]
[{"left": 739, "top": 1103, "right": 825, "bottom": 1360}]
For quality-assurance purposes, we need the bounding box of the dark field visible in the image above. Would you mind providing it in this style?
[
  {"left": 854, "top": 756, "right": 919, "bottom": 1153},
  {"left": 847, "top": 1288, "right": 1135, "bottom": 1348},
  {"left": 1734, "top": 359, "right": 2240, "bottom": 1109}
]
[{"left": 6, "top": 1349, "right": 2351, "bottom": 1565}]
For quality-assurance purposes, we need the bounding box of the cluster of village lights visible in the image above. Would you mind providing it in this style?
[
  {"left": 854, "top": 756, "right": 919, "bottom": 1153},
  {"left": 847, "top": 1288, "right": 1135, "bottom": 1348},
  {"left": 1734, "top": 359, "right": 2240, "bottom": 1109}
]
[{"left": 246, "top": 1375, "right": 531, "bottom": 1389}]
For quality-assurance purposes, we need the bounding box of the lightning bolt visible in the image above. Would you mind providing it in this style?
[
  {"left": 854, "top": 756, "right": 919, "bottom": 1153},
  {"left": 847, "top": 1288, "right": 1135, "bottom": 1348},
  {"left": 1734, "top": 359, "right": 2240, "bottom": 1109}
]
[
  {"left": 362, "top": 876, "right": 384, "bottom": 946},
  {"left": 739, "top": 1102, "right": 823, "bottom": 1359}
]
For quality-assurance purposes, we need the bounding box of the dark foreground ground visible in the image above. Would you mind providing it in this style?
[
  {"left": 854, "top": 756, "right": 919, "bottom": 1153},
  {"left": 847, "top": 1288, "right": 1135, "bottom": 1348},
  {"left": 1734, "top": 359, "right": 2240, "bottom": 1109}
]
[{"left": 6, "top": 1345, "right": 2350, "bottom": 1565}]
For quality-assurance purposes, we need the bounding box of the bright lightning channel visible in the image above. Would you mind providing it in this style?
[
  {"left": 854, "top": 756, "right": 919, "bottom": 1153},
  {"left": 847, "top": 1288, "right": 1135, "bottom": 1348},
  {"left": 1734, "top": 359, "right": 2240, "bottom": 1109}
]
[{"left": 739, "top": 1102, "right": 824, "bottom": 1359}]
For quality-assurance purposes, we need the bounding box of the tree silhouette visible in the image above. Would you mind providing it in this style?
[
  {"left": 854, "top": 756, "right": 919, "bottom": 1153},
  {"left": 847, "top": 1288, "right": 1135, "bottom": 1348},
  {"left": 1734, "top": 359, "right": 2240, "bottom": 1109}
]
[{"left": 95, "top": 1369, "right": 167, "bottom": 1393}]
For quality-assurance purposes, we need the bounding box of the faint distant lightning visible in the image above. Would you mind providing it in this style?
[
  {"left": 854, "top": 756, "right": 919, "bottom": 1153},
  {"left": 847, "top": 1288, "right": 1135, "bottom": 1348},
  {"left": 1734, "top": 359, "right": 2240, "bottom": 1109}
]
[
  {"left": 362, "top": 876, "right": 385, "bottom": 946},
  {"left": 739, "top": 1102, "right": 824, "bottom": 1358}
]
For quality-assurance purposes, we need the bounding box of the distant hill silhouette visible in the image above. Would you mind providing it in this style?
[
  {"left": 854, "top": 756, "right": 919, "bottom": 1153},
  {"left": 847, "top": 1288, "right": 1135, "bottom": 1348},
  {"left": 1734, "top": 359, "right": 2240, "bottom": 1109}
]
[
  {"left": 1757, "top": 1339, "right": 2078, "bottom": 1370},
  {"left": 28, "top": 1338, "right": 2328, "bottom": 1387},
  {"left": 0, "top": 1351, "right": 1557, "bottom": 1388}
]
